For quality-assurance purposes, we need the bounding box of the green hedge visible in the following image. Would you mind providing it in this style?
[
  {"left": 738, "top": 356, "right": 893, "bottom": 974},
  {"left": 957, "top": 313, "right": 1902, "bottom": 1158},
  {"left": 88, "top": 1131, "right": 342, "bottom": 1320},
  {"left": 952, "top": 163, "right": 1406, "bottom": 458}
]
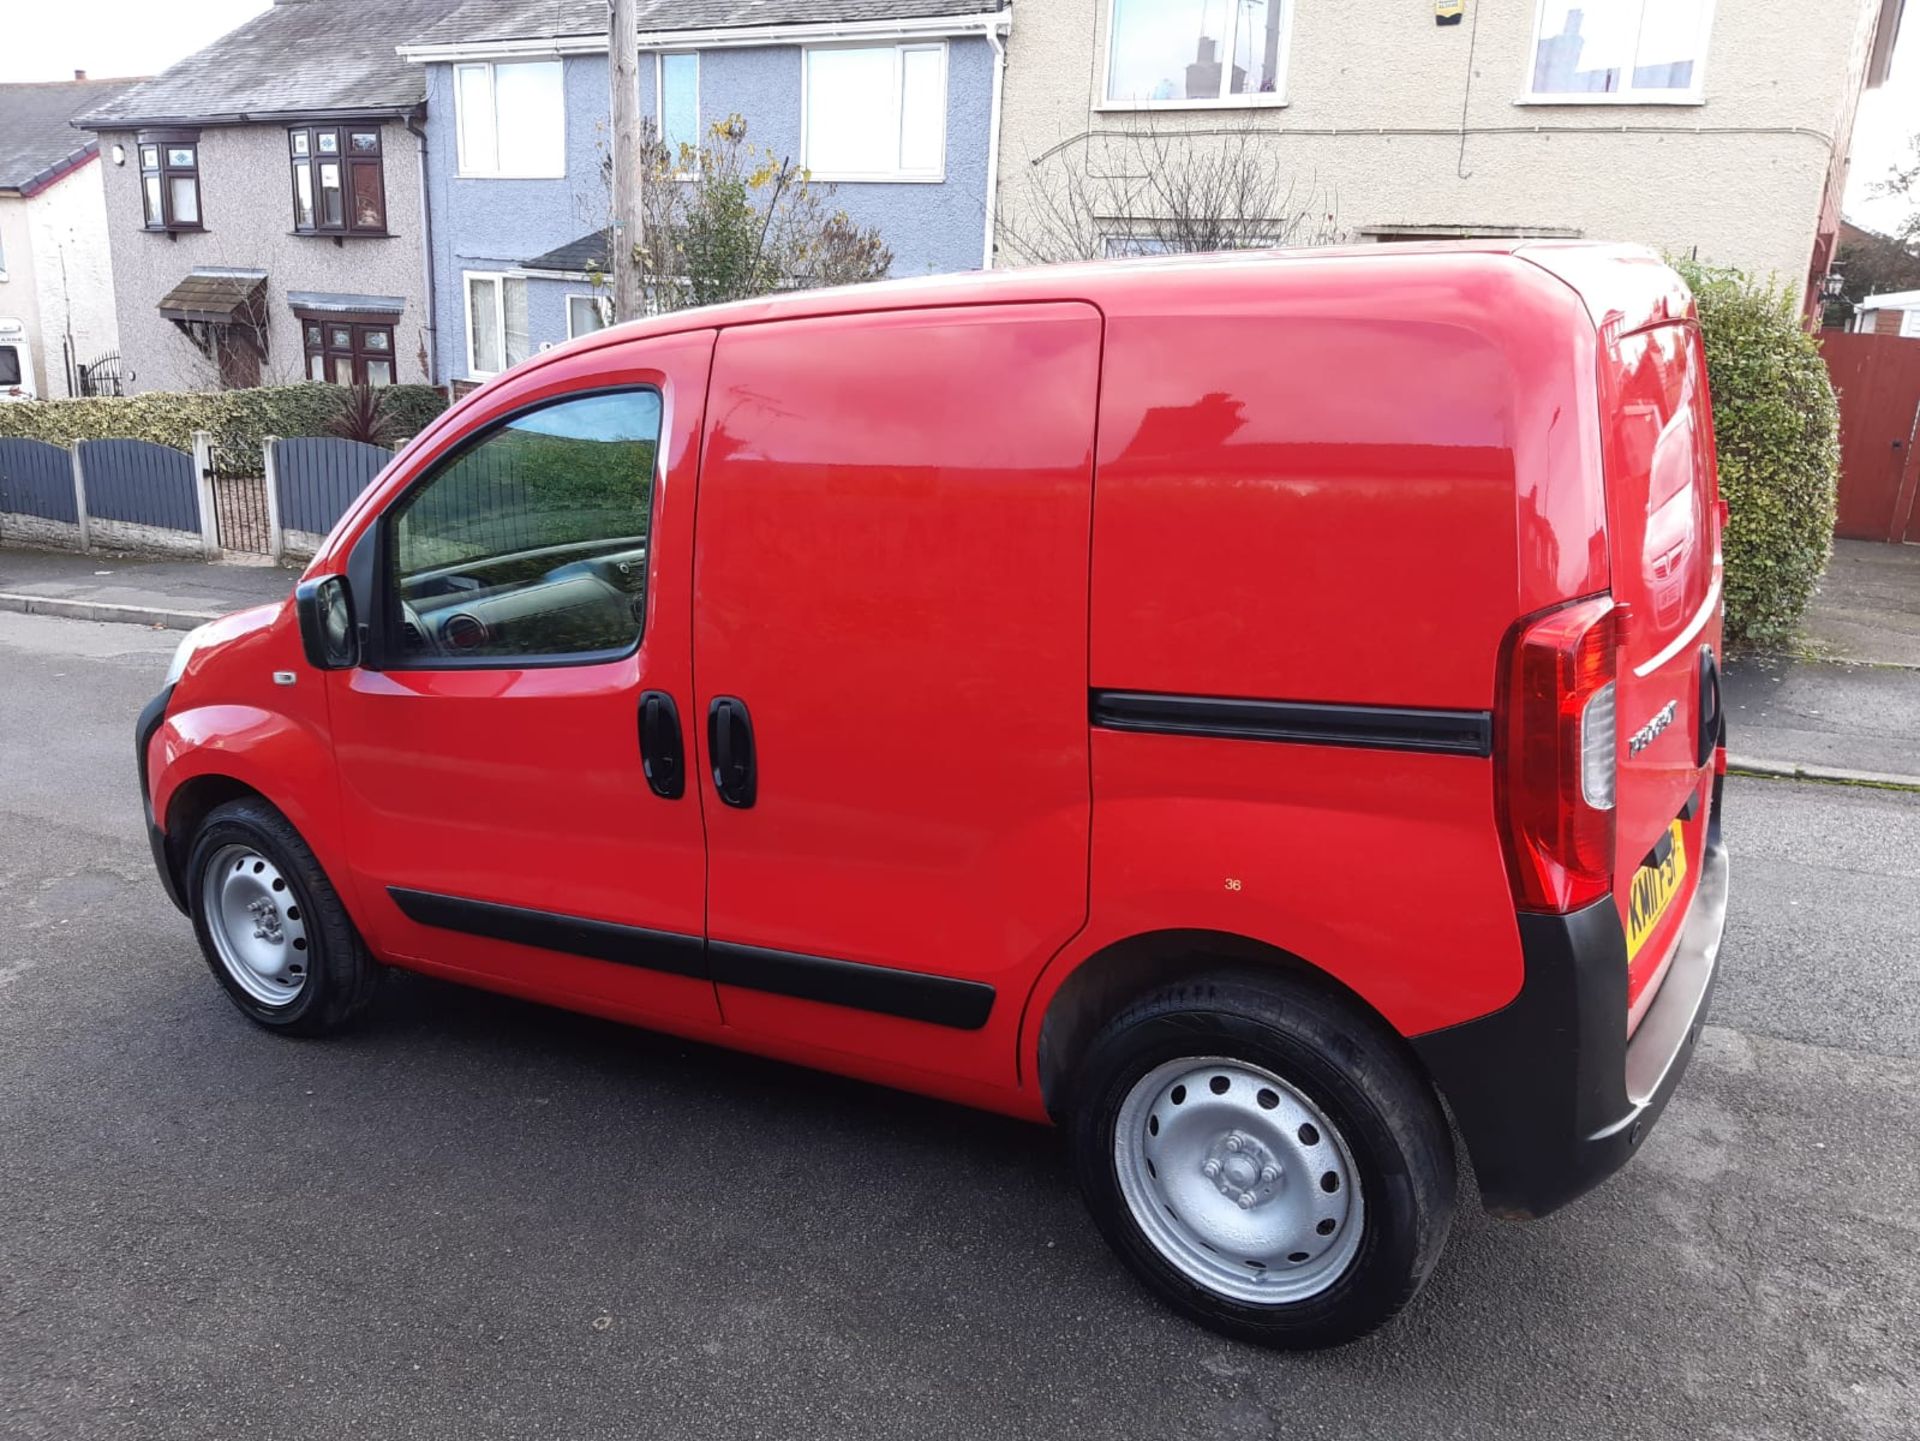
[
  {"left": 1671, "top": 259, "right": 1840, "bottom": 650},
  {"left": 0, "top": 384, "right": 448, "bottom": 477}
]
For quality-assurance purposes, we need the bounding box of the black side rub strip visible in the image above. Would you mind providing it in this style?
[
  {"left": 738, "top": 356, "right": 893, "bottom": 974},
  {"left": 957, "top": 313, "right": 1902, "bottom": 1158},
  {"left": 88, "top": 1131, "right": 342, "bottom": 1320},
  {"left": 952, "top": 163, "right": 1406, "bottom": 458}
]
[
  {"left": 389, "top": 888, "right": 708, "bottom": 980},
  {"left": 710, "top": 941, "right": 996, "bottom": 1031},
  {"left": 1091, "top": 690, "right": 1494, "bottom": 758},
  {"left": 386, "top": 888, "right": 996, "bottom": 1030}
]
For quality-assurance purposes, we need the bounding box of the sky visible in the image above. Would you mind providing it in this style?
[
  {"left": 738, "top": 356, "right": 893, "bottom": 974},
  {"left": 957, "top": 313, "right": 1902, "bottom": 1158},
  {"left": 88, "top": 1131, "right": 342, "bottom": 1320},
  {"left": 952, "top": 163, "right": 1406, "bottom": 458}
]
[{"left": 1, "top": 0, "right": 1914, "bottom": 233}]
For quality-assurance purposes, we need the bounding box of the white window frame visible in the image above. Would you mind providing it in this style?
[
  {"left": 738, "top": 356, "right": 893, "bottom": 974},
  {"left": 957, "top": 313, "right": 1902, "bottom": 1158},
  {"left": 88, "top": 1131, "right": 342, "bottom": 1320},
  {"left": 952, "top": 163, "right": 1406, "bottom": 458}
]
[
  {"left": 655, "top": 50, "right": 701, "bottom": 169},
  {"left": 1516, "top": 0, "right": 1715, "bottom": 107},
  {"left": 453, "top": 59, "right": 567, "bottom": 178},
  {"left": 800, "top": 41, "right": 948, "bottom": 184},
  {"left": 566, "top": 292, "right": 613, "bottom": 339},
  {"left": 1902, "top": 309, "right": 1920, "bottom": 339},
  {"left": 464, "top": 270, "right": 531, "bottom": 378},
  {"left": 1096, "top": 0, "right": 1295, "bottom": 112}
]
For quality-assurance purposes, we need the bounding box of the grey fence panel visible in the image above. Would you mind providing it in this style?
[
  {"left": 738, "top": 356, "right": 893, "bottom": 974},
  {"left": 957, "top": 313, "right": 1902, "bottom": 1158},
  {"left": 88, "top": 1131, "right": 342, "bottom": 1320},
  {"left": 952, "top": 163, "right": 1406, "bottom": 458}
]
[
  {"left": 76, "top": 438, "right": 198, "bottom": 531},
  {"left": 0, "top": 438, "right": 77, "bottom": 522},
  {"left": 274, "top": 437, "right": 392, "bottom": 536}
]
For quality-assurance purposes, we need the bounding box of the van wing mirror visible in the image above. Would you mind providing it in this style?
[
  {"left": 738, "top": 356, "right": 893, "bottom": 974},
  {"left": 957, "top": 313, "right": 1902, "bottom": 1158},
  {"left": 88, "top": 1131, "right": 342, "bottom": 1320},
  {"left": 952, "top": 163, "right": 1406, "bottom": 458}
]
[{"left": 295, "top": 575, "right": 359, "bottom": 670}]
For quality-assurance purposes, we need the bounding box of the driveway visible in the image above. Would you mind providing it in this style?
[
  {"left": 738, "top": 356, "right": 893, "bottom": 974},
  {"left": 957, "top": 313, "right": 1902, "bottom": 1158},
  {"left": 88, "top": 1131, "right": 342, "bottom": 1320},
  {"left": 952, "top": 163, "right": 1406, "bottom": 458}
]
[{"left": 1, "top": 610, "right": 1916, "bottom": 1441}]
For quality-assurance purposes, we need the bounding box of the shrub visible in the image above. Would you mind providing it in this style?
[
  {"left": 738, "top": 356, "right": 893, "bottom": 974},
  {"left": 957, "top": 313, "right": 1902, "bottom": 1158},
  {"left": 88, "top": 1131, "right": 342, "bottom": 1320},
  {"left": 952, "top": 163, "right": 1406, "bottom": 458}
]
[
  {"left": 1670, "top": 258, "right": 1839, "bottom": 650},
  {"left": 0, "top": 383, "right": 447, "bottom": 477}
]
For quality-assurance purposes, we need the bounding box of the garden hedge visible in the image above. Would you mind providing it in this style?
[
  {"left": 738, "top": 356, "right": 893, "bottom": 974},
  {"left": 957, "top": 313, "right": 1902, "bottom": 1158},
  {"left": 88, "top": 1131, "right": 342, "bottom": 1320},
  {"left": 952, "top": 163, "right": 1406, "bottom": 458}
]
[
  {"left": 1671, "top": 258, "right": 1840, "bottom": 650},
  {"left": 0, "top": 384, "right": 447, "bottom": 478}
]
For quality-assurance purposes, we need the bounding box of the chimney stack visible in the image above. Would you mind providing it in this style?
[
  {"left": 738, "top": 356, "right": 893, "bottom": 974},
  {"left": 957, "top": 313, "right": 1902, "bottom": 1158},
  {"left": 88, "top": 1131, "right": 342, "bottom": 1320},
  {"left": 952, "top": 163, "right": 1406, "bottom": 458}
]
[{"left": 74, "top": 69, "right": 87, "bottom": 81}]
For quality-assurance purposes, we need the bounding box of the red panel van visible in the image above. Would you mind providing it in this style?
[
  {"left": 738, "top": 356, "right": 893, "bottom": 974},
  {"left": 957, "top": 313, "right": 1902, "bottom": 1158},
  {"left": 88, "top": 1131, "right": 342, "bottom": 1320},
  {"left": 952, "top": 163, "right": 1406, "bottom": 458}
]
[{"left": 137, "top": 243, "right": 1729, "bottom": 1348}]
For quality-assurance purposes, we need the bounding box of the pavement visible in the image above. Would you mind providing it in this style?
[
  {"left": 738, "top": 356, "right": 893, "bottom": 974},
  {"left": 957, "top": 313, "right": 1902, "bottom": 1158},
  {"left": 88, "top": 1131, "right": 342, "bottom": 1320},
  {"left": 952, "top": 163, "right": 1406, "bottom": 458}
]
[
  {"left": 0, "top": 547, "right": 299, "bottom": 631},
  {"left": 1722, "top": 539, "right": 1920, "bottom": 787},
  {"left": 4, "top": 607, "right": 1920, "bottom": 1440}
]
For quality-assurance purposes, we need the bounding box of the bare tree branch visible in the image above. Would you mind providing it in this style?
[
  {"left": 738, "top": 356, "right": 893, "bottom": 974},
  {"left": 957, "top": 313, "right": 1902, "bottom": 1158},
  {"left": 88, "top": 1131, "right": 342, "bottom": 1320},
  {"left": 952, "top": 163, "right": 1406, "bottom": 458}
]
[{"left": 999, "top": 116, "right": 1343, "bottom": 266}]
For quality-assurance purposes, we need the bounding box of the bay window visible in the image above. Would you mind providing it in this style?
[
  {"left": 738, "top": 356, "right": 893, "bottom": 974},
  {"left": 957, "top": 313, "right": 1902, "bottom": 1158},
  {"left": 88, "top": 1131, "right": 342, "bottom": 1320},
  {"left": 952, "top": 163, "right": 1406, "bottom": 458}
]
[
  {"left": 297, "top": 309, "right": 398, "bottom": 386},
  {"left": 290, "top": 125, "right": 387, "bottom": 235},
  {"left": 138, "top": 131, "right": 202, "bottom": 231},
  {"left": 1104, "top": 0, "right": 1291, "bottom": 106}
]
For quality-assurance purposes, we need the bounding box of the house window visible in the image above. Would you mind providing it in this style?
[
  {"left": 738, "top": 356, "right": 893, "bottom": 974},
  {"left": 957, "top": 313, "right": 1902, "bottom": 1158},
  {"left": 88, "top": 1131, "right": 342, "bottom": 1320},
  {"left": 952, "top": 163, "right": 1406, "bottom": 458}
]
[
  {"left": 1903, "top": 309, "right": 1920, "bottom": 339},
  {"left": 138, "top": 131, "right": 202, "bottom": 231},
  {"left": 465, "top": 272, "right": 531, "bottom": 377},
  {"left": 1104, "top": 0, "right": 1291, "bottom": 106},
  {"left": 297, "top": 310, "right": 398, "bottom": 385},
  {"left": 658, "top": 53, "right": 700, "bottom": 162},
  {"left": 567, "top": 293, "right": 611, "bottom": 339},
  {"left": 1526, "top": 0, "right": 1713, "bottom": 102},
  {"left": 290, "top": 126, "right": 387, "bottom": 235},
  {"left": 455, "top": 60, "right": 565, "bottom": 177},
  {"left": 803, "top": 43, "right": 946, "bottom": 181}
]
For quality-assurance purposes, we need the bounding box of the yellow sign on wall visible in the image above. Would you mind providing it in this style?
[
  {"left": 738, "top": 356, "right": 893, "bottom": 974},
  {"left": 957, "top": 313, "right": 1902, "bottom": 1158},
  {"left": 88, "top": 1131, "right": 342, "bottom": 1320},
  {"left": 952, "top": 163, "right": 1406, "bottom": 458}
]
[{"left": 1437, "top": 0, "right": 1466, "bottom": 23}]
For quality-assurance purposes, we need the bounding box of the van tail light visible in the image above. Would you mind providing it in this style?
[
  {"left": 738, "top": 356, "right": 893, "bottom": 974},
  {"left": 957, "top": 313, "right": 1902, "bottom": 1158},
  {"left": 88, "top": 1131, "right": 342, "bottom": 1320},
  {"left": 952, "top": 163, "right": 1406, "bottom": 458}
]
[{"left": 1496, "top": 596, "right": 1618, "bottom": 913}]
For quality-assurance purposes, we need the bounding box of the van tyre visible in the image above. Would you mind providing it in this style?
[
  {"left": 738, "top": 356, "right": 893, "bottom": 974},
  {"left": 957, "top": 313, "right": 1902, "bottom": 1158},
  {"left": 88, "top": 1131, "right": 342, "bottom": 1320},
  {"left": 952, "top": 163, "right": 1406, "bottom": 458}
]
[
  {"left": 1066, "top": 971, "right": 1455, "bottom": 1348},
  {"left": 185, "top": 798, "right": 379, "bottom": 1035}
]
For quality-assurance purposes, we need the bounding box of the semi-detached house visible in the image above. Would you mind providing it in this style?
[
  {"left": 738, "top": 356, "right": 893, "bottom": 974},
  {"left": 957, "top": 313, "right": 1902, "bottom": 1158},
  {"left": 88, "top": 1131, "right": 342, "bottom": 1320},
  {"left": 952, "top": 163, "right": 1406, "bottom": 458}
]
[
  {"left": 74, "top": 0, "right": 449, "bottom": 395},
  {"left": 397, "top": 0, "right": 1012, "bottom": 390}
]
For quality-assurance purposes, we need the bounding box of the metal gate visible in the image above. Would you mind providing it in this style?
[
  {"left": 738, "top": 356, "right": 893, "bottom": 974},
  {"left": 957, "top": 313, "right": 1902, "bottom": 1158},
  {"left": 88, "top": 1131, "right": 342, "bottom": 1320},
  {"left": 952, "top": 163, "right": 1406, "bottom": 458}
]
[
  {"left": 211, "top": 474, "right": 273, "bottom": 553},
  {"left": 1821, "top": 332, "right": 1920, "bottom": 544}
]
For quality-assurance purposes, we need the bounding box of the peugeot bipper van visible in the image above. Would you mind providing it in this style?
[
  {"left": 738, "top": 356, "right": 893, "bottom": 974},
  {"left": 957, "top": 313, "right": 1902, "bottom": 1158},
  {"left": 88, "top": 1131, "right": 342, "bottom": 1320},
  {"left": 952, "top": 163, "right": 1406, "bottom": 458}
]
[{"left": 138, "top": 243, "right": 1729, "bottom": 1348}]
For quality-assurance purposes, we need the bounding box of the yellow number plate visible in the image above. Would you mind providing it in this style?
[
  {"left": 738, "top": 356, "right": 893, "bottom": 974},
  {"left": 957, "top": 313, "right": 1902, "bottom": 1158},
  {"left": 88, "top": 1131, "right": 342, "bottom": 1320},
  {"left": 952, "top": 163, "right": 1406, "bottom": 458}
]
[{"left": 1626, "top": 820, "right": 1688, "bottom": 960}]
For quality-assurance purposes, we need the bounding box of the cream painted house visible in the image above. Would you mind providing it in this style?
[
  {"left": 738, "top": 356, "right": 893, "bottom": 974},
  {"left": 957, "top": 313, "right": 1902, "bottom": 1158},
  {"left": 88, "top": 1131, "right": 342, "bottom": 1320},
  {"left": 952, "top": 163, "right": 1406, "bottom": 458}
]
[{"left": 992, "top": 0, "right": 1908, "bottom": 305}]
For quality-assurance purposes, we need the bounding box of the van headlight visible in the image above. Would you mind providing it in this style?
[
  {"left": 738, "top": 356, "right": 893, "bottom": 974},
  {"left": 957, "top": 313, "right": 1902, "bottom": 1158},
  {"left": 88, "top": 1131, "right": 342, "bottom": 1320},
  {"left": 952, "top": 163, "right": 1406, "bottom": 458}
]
[{"left": 163, "top": 623, "right": 215, "bottom": 689}]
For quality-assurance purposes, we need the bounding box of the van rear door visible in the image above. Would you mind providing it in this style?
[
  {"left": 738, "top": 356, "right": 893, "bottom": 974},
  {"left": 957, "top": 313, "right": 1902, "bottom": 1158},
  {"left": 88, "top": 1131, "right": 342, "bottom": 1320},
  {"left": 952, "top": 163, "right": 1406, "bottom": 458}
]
[{"left": 1601, "top": 321, "right": 1724, "bottom": 1021}]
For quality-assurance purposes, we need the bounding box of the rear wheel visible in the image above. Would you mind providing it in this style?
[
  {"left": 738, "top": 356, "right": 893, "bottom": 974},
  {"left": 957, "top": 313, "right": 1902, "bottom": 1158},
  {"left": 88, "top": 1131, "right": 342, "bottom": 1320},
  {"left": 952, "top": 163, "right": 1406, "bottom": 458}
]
[
  {"left": 1066, "top": 971, "right": 1455, "bottom": 1348},
  {"left": 185, "top": 798, "right": 379, "bottom": 1035}
]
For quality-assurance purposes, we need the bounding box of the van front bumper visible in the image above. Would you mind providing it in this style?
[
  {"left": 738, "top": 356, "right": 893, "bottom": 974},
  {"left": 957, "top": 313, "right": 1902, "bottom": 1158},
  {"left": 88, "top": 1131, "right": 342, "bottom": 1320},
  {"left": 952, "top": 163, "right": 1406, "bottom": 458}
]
[
  {"left": 1412, "top": 774, "right": 1728, "bottom": 1219},
  {"left": 135, "top": 685, "right": 187, "bottom": 915}
]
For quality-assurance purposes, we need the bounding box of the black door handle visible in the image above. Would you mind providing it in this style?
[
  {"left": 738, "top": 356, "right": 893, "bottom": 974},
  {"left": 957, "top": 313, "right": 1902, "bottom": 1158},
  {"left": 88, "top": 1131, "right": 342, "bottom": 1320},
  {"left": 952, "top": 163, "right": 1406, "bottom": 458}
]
[
  {"left": 638, "top": 690, "right": 684, "bottom": 799},
  {"left": 707, "top": 696, "right": 756, "bottom": 808}
]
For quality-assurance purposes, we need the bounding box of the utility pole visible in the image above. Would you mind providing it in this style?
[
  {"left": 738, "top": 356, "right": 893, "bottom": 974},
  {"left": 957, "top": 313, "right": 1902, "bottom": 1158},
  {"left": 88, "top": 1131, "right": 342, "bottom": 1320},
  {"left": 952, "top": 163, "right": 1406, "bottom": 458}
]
[{"left": 609, "top": 0, "right": 643, "bottom": 322}]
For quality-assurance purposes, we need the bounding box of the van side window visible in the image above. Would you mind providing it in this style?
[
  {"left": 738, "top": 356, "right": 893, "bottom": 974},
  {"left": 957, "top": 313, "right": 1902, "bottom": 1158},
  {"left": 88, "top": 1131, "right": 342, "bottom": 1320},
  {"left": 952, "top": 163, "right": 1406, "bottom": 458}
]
[{"left": 389, "top": 389, "right": 661, "bottom": 663}]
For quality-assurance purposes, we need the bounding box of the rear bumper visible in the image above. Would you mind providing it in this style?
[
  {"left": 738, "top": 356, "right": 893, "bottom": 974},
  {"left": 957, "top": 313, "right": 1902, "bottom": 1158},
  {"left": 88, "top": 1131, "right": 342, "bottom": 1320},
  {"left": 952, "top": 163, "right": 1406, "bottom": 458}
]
[
  {"left": 136, "top": 685, "right": 187, "bottom": 915},
  {"left": 1413, "top": 773, "right": 1728, "bottom": 1218}
]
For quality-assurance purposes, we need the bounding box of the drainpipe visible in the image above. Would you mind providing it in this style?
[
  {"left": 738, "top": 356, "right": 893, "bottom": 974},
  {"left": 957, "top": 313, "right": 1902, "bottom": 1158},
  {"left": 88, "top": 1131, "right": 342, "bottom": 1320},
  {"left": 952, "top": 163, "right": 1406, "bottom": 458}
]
[
  {"left": 981, "top": 17, "right": 1007, "bottom": 271},
  {"left": 406, "top": 109, "right": 439, "bottom": 385}
]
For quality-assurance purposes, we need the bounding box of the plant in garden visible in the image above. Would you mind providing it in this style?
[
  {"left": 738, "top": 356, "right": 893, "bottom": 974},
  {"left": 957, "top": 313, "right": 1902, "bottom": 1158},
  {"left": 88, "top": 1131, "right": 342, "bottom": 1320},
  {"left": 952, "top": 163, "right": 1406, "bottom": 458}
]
[
  {"left": 328, "top": 384, "right": 405, "bottom": 448},
  {"left": 603, "top": 115, "right": 892, "bottom": 316},
  {"left": 1670, "top": 257, "right": 1840, "bottom": 650}
]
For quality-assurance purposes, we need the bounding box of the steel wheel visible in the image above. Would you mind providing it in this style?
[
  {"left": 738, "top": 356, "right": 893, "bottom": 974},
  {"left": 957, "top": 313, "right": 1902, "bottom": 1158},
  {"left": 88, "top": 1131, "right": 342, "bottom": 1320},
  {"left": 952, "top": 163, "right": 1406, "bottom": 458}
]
[
  {"left": 1113, "top": 1056, "right": 1365, "bottom": 1305},
  {"left": 199, "top": 843, "right": 310, "bottom": 1007}
]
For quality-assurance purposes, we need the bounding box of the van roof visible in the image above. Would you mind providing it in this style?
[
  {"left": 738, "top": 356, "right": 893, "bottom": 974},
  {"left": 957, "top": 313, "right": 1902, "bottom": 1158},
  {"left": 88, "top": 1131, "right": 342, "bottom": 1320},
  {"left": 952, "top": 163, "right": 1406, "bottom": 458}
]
[{"left": 545, "top": 239, "right": 1691, "bottom": 376}]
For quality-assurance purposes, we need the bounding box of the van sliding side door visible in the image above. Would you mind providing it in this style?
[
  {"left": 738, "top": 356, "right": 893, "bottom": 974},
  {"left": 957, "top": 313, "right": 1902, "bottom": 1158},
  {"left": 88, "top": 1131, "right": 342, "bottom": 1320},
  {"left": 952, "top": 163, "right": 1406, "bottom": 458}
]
[{"left": 691, "top": 303, "right": 1104, "bottom": 1086}]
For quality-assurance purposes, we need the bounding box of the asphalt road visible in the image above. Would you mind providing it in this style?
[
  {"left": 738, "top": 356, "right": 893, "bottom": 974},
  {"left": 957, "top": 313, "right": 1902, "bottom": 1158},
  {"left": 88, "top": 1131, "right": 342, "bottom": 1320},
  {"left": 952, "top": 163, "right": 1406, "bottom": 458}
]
[{"left": 2, "top": 609, "right": 1917, "bottom": 1441}]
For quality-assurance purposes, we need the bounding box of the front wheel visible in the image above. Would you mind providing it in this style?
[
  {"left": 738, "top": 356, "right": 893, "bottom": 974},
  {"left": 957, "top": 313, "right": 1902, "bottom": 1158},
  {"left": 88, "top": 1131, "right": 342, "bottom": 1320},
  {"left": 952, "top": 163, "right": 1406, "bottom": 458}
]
[
  {"left": 185, "top": 797, "right": 379, "bottom": 1035},
  {"left": 1067, "top": 971, "right": 1455, "bottom": 1348}
]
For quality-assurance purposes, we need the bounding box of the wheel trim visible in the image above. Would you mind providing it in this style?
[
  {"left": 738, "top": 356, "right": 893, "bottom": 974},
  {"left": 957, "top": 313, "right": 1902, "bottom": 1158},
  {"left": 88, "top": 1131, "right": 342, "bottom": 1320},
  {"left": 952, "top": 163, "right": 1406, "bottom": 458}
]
[
  {"left": 1114, "top": 1056, "right": 1365, "bottom": 1306},
  {"left": 201, "top": 844, "right": 310, "bottom": 1007}
]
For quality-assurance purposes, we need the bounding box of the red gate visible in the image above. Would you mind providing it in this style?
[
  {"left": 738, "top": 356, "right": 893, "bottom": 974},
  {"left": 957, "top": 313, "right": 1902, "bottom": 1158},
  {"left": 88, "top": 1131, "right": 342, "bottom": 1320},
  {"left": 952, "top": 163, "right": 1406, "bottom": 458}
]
[{"left": 1820, "top": 332, "right": 1920, "bottom": 543}]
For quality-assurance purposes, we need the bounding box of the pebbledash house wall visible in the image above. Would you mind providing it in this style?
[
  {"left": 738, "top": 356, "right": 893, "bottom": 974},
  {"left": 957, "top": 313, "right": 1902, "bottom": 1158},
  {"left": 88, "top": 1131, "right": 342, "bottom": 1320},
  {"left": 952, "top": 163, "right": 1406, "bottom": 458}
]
[
  {"left": 425, "top": 38, "right": 997, "bottom": 386},
  {"left": 994, "top": 0, "right": 1887, "bottom": 300},
  {"left": 25, "top": 155, "right": 122, "bottom": 397},
  {"left": 422, "top": 54, "right": 614, "bottom": 389},
  {"left": 93, "top": 120, "right": 432, "bottom": 394}
]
